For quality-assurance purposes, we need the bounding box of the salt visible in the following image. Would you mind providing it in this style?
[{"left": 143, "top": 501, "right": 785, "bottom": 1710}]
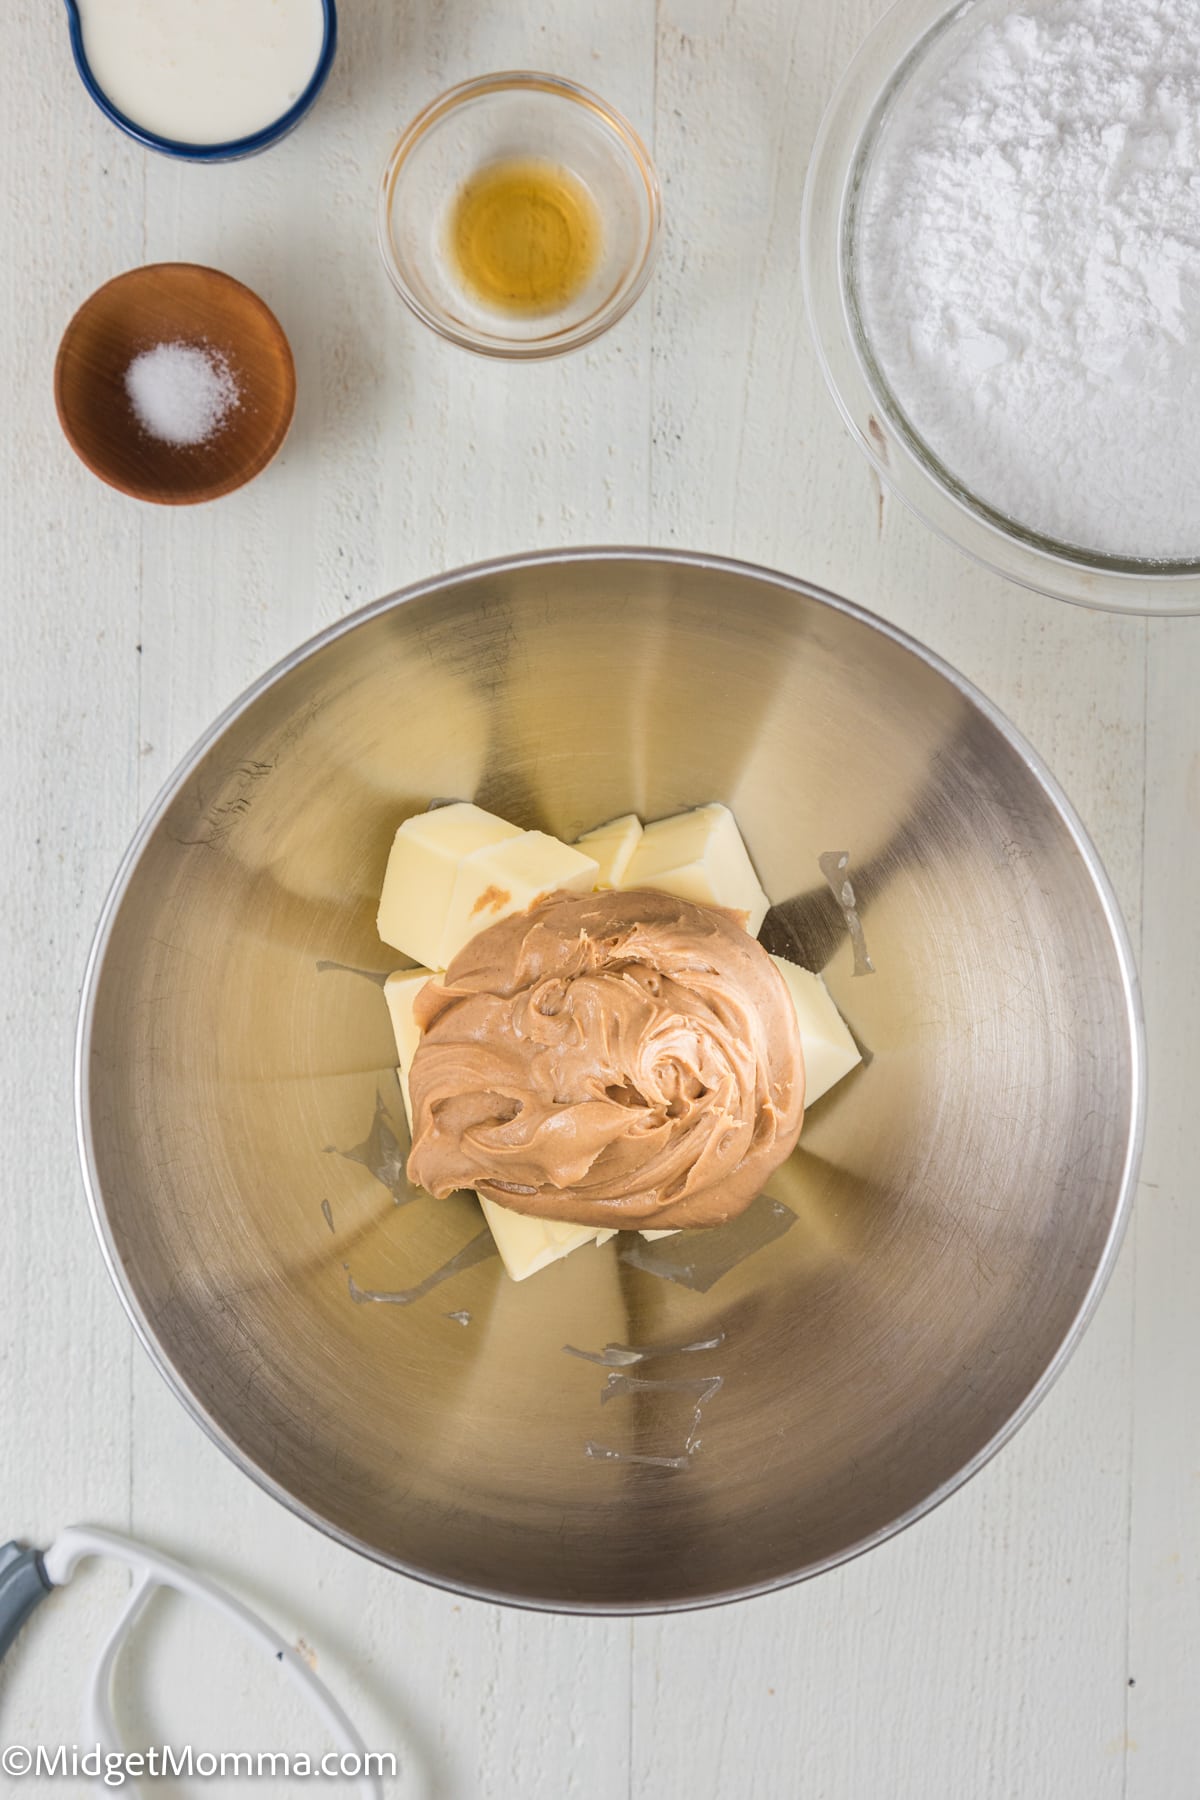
[
  {"left": 124, "top": 340, "right": 239, "bottom": 446},
  {"left": 855, "top": 0, "right": 1200, "bottom": 561}
]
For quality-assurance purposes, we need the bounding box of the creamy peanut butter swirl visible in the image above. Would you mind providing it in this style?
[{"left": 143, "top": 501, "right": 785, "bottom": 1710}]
[{"left": 406, "top": 888, "right": 805, "bottom": 1229}]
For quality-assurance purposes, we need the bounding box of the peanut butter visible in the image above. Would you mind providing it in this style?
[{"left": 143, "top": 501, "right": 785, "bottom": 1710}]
[{"left": 406, "top": 888, "right": 805, "bottom": 1229}]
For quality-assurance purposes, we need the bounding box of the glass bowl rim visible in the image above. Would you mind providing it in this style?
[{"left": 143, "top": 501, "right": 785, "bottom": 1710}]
[
  {"left": 800, "top": 0, "right": 1200, "bottom": 616},
  {"left": 376, "top": 69, "right": 663, "bottom": 361}
]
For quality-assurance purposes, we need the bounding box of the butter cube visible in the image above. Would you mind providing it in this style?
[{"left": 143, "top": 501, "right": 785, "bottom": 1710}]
[
  {"left": 384, "top": 965, "right": 434, "bottom": 1130},
  {"left": 620, "top": 802, "right": 771, "bottom": 935},
  {"left": 377, "top": 802, "right": 522, "bottom": 967},
  {"left": 769, "top": 955, "right": 861, "bottom": 1106},
  {"left": 479, "top": 1196, "right": 616, "bottom": 1282},
  {"left": 576, "top": 813, "right": 643, "bottom": 889},
  {"left": 377, "top": 803, "right": 600, "bottom": 969},
  {"left": 384, "top": 966, "right": 433, "bottom": 1071},
  {"left": 434, "top": 831, "right": 599, "bottom": 967}
]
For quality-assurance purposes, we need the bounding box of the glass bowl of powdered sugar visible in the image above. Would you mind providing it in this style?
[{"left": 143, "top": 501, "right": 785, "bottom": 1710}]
[{"left": 802, "top": 0, "right": 1200, "bottom": 614}]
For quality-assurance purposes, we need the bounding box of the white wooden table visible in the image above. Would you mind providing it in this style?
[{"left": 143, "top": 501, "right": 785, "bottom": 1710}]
[{"left": 2, "top": 2, "right": 1196, "bottom": 1795}]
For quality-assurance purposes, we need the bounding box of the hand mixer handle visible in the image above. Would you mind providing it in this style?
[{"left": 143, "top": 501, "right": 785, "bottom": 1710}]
[{"left": 0, "top": 1540, "right": 53, "bottom": 1662}]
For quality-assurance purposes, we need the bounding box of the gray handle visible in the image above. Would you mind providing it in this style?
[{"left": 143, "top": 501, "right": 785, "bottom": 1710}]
[{"left": 0, "top": 1541, "right": 52, "bottom": 1662}]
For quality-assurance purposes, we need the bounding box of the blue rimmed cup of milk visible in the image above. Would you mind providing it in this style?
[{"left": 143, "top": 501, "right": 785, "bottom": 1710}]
[{"left": 63, "top": 0, "right": 337, "bottom": 161}]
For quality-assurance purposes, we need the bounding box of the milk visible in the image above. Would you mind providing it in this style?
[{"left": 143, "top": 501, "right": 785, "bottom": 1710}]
[{"left": 77, "top": 0, "right": 327, "bottom": 146}]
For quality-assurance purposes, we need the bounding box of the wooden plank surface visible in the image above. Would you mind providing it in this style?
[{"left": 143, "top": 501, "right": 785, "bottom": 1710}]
[{"left": 0, "top": 0, "right": 1195, "bottom": 1795}]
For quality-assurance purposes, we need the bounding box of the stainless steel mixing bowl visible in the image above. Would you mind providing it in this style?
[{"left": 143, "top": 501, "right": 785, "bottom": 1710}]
[{"left": 76, "top": 549, "right": 1143, "bottom": 1612}]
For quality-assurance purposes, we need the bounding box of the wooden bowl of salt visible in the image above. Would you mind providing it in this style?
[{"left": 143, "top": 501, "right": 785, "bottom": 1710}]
[{"left": 54, "top": 263, "right": 296, "bottom": 505}]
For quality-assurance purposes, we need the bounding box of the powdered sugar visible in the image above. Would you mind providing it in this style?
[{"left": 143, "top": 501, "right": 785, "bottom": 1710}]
[
  {"left": 124, "top": 340, "right": 240, "bottom": 446},
  {"left": 854, "top": 0, "right": 1200, "bottom": 560}
]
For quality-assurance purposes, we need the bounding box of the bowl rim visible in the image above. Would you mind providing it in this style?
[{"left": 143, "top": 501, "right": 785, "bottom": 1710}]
[
  {"left": 62, "top": 0, "right": 338, "bottom": 162},
  {"left": 74, "top": 546, "right": 1147, "bottom": 1614},
  {"left": 53, "top": 261, "right": 297, "bottom": 505},
  {"left": 375, "top": 70, "right": 663, "bottom": 361},
  {"left": 800, "top": 0, "right": 1200, "bottom": 615}
]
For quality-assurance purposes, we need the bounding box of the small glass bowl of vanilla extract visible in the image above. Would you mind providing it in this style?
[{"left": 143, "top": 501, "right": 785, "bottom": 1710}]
[{"left": 377, "top": 72, "right": 662, "bottom": 359}]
